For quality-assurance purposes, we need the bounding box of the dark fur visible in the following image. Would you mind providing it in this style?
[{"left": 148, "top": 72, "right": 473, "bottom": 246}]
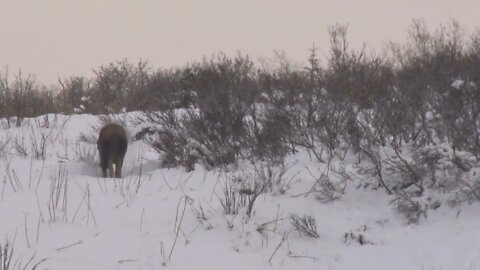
[{"left": 97, "top": 123, "right": 128, "bottom": 178}]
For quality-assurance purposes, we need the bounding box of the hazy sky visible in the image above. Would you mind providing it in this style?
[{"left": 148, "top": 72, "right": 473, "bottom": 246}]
[{"left": 0, "top": 0, "right": 479, "bottom": 83}]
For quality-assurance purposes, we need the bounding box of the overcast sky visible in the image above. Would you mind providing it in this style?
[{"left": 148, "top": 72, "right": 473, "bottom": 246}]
[{"left": 0, "top": 0, "right": 479, "bottom": 83}]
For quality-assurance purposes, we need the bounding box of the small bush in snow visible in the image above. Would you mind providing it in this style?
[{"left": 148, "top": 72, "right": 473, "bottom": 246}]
[
  {"left": 413, "top": 144, "right": 475, "bottom": 191},
  {"left": 290, "top": 214, "right": 320, "bottom": 238},
  {"left": 252, "top": 163, "right": 290, "bottom": 195},
  {"left": 313, "top": 174, "right": 346, "bottom": 203},
  {"left": 451, "top": 168, "right": 480, "bottom": 204},
  {"left": 343, "top": 231, "right": 372, "bottom": 246},
  {"left": 218, "top": 177, "right": 241, "bottom": 216},
  {"left": 74, "top": 142, "right": 97, "bottom": 166},
  {"left": 218, "top": 174, "right": 264, "bottom": 218},
  {"left": 143, "top": 111, "right": 198, "bottom": 171},
  {"left": 188, "top": 200, "right": 213, "bottom": 230},
  {"left": 358, "top": 139, "right": 392, "bottom": 194},
  {"left": 48, "top": 164, "right": 69, "bottom": 223},
  {"left": 390, "top": 192, "right": 427, "bottom": 224},
  {"left": 247, "top": 104, "right": 293, "bottom": 164},
  {"left": 0, "top": 237, "right": 47, "bottom": 270},
  {"left": 384, "top": 143, "right": 425, "bottom": 194}
]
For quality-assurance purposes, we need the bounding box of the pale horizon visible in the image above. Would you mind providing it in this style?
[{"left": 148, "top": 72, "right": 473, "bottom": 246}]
[{"left": 0, "top": 0, "right": 479, "bottom": 84}]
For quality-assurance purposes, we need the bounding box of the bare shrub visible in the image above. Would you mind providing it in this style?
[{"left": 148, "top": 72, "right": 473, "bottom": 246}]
[
  {"left": 218, "top": 178, "right": 240, "bottom": 216},
  {"left": 48, "top": 164, "right": 69, "bottom": 223},
  {"left": 178, "top": 53, "right": 257, "bottom": 168},
  {"left": 87, "top": 60, "right": 136, "bottom": 114},
  {"left": 57, "top": 76, "right": 91, "bottom": 114},
  {"left": 411, "top": 144, "right": 474, "bottom": 190},
  {"left": 0, "top": 236, "right": 47, "bottom": 270},
  {"left": 2, "top": 156, "right": 23, "bottom": 195},
  {"left": 452, "top": 178, "right": 480, "bottom": 204},
  {"left": 12, "top": 137, "right": 28, "bottom": 158},
  {"left": 251, "top": 163, "right": 291, "bottom": 195},
  {"left": 359, "top": 142, "right": 392, "bottom": 194},
  {"left": 188, "top": 200, "right": 213, "bottom": 230},
  {"left": 0, "top": 69, "right": 58, "bottom": 124},
  {"left": 28, "top": 127, "right": 49, "bottom": 160},
  {"left": 143, "top": 110, "right": 198, "bottom": 171},
  {"left": 311, "top": 103, "right": 349, "bottom": 158},
  {"left": 238, "top": 178, "right": 264, "bottom": 218},
  {"left": 290, "top": 214, "right": 319, "bottom": 238},
  {"left": 183, "top": 110, "right": 244, "bottom": 169},
  {"left": 313, "top": 173, "right": 346, "bottom": 203},
  {"left": 302, "top": 162, "right": 348, "bottom": 202},
  {"left": 343, "top": 231, "right": 373, "bottom": 246},
  {"left": 390, "top": 192, "right": 427, "bottom": 224},
  {"left": 384, "top": 143, "right": 425, "bottom": 194},
  {"left": 78, "top": 125, "right": 99, "bottom": 145},
  {"left": 248, "top": 106, "right": 293, "bottom": 164},
  {"left": 218, "top": 174, "right": 264, "bottom": 218},
  {"left": 74, "top": 142, "right": 98, "bottom": 166}
]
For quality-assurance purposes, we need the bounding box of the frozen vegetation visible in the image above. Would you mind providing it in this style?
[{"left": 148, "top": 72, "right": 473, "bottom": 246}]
[{"left": 0, "top": 112, "right": 478, "bottom": 270}]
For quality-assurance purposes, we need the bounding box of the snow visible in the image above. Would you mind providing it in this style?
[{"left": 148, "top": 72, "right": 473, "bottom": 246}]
[
  {"left": 426, "top": 110, "right": 434, "bottom": 121},
  {"left": 0, "top": 113, "right": 479, "bottom": 270},
  {"left": 451, "top": 79, "right": 464, "bottom": 90}
]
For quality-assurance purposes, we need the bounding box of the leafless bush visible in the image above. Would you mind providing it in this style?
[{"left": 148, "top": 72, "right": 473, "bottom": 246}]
[
  {"left": 0, "top": 137, "right": 10, "bottom": 155},
  {"left": 248, "top": 105, "right": 293, "bottom": 164},
  {"left": 28, "top": 127, "right": 49, "bottom": 160},
  {"left": 167, "top": 54, "right": 255, "bottom": 168},
  {"left": 10, "top": 124, "right": 57, "bottom": 160},
  {"left": 161, "top": 196, "right": 189, "bottom": 266},
  {"left": 188, "top": 200, "right": 213, "bottom": 230},
  {"left": 251, "top": 163, "right": 291, "bottom": 195},
  {"left": 12, "top": 137, "right": 28, "bottom": 158},
  {"left": 218, "top": 177, "right": 241, "bottom": 216},
  {"left": 343, "top": 231, "right": 372, "bottom": 246},
  {"left": 238, "top": 178, "right": 264, "bottom": 218},
  {"left": 218, "top": 174, "right": 264, "bottom": 218},
  {"left": 390, "top": 192, "right": 427, "bottom": 224},
  {"left": 31, "top": 114, "right": 58, "bottom": 129},
  {"left": 74, "top": 142, "right": 97, "bottom": 166},
  {"left": 79, "top": 130, "right": 98, "bottom": 145},
  {"left": 452, "top": 178, "right": 480, "bottom": 204},
  {"left": 313, "top": 174, "right": 346, "bottom": 203},
  {"left": 48, "top": 164, "right": 69, "bottom": 223},
  {"left": 2, "top": 156, "right": 23, "bottom": 195},
  {"left": 111, "top": 155, "right": 147, "bottom": 204},
  {"left": 76, "top": 117, "right": 102, "bottom": 164},
  {"left": 384, "top": 143, "right": 425, "bottom": 194},
  {"left": 0, "top": 236, "right": 47, "bottom": 270},
  {"left": 312, "top": 103, "right": 349, "bottom": 158},
  {"left": 98, "top": 114, "right": 128, "bottom": 129},
  {"left": 359, "top": 143, "right": 392, "bottom": 194},
  {"left": 143, "top": 110, "right": 198, "bottom": 171},
  {"left": 57, "top": 76, "right": 91, "bottom": 114},
  {"left": 71, "top": 184, "right": 97, "bottom": 226},
  {"left": 183, "top": 111, "right": 244, "bottom": 169},
  {"left": 0, "top": 69, "right": 59, "bottom": 123},
  {"left": 290, "top": 214, "right": 319, "bottom": 238},
  {"left": 302, "top": 162, "right": 346, "bottom": 202}
]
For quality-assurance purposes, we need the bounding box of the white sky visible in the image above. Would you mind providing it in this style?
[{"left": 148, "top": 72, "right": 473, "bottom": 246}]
[{"left": 0, "top": 0, "right": 479, "bottom": 84}]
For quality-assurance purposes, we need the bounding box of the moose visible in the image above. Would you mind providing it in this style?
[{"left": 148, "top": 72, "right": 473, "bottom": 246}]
[{"left": 97, "top": 123, "right": 128, "bottom": 178}]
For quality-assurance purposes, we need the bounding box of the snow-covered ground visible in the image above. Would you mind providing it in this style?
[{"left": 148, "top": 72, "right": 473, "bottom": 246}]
[{"left": 0, "top": 113, "right": 479, "bottom": 270}]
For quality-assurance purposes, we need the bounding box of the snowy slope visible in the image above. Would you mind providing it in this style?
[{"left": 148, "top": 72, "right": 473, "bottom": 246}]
[{"left": 0, "top": 113, "right": 479, "bottom": 270}]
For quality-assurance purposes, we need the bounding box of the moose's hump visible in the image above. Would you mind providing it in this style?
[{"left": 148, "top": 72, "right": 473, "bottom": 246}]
[{"left": 98, "top": 123, "right": 127, "bottom": 144}]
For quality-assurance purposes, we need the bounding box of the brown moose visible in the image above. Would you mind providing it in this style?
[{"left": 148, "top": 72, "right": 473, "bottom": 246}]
[{"left": 97, "top": 123, "right": 128, "bottom": 178}]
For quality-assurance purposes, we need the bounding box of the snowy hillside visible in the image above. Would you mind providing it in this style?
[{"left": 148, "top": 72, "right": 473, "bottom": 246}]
[{"left": 0, "top": 113, "right": 479, "bottom": 270}]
